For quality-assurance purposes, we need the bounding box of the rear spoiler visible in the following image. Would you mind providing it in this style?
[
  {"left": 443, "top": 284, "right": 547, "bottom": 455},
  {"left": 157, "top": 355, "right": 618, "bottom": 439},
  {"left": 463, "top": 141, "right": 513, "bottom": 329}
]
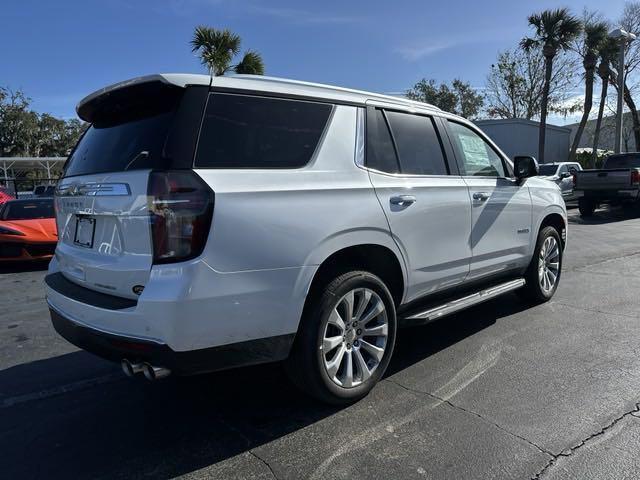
[{"left": 76, "top": 74, "right": 212, "bottom": 122}]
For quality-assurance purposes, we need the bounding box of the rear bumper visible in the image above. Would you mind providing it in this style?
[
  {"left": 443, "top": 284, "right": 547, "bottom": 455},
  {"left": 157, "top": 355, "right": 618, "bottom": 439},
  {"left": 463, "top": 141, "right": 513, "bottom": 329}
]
[
  {"left": 45, "top": 257, "right": 313, "bottom": 373},
  {"left": 578, "top": 189, "right": 640, "bottom": 202},
  {"left": 49, "top": 304, "right": 294, "bottom": 375}
]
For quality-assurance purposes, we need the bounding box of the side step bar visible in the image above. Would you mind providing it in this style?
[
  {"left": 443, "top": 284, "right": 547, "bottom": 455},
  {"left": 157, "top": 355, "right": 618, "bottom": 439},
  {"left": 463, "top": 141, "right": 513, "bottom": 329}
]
[{"left": 403, "top": 279, "right": 526, "bottom": 322}]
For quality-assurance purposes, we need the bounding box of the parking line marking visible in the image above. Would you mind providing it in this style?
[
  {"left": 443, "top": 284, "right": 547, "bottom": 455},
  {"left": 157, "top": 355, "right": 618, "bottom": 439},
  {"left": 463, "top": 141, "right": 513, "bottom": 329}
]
[{"left": 1, "top": 373, "right": 122, "bottom": 409}]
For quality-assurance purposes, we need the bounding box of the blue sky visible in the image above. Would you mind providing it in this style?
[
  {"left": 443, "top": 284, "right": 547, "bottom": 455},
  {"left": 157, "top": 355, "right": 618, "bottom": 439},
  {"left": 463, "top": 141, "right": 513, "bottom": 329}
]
[{"left": 2, "top": 0, "right": 629, "bottom": 120}]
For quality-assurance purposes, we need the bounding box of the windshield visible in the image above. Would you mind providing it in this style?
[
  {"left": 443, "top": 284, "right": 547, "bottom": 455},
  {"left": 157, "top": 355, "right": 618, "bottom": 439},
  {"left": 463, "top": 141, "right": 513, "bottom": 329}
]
[
  {"left": 604, "top": 154, "right": 640, "bottom": 169},
  {"left": 1, "top": 199, "right": 54, "bottom": 220},
  {"left": 538, "top": 165, "right": 558, "bottom": 176}
]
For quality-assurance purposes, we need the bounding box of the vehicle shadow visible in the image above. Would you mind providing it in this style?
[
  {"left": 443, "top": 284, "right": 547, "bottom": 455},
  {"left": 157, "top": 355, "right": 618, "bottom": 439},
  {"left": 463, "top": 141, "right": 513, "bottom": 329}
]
[
  {"left": 0, "top": 294, "right": 532, "bottom": 479},
  {"left": 0, "top": 259, "right": 50, "bottom": 274},
  {"left": 568, "top": 206, "right": 640, "bottom": 225}
]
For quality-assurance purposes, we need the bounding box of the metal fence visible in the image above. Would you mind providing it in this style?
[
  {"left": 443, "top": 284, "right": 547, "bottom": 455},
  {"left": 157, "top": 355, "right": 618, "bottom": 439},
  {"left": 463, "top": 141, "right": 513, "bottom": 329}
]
[{"left": 1, "top": 178, "right": 59, "bottom": 199}]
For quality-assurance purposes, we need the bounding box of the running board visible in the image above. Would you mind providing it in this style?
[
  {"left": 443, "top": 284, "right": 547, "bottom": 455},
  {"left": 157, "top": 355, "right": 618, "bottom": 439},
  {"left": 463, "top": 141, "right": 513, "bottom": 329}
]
[{"left": 403, "top": 279, "right": 526, "bottom": 322}]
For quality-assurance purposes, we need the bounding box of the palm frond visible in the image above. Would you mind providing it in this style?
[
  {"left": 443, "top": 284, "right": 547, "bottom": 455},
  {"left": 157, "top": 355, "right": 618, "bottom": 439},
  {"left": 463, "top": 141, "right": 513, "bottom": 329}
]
[
  {"left": 234, "top": 50, "right": 265, "bottom": 75},
  {"left": 190, "top": 26, "right": 242, "bottom": 75},
  {"left": 526, "top": 8, "right": 582, "bottom": 53}
]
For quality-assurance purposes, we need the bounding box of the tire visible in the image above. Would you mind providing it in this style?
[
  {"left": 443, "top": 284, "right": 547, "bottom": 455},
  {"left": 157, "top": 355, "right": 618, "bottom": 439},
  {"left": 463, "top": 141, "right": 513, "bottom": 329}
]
[
  {"left": 578, "top": 197, "right": 596, "bottom": 217},
  {"left": 285, "top": 270, "right": 397, "bottom": 405},
  {"left": 520, "top": 226, "right": 563, "bottom": 303}
]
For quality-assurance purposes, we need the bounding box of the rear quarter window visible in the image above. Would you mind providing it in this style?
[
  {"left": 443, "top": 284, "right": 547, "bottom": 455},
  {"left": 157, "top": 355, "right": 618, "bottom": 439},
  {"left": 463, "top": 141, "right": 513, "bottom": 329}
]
[{"left": 194, "top": 93, "right": 333, "bottom": 169}]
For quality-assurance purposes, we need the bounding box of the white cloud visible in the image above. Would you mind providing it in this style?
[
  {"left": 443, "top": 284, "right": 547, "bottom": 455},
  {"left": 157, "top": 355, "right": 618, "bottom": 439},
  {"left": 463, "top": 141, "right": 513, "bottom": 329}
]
[
  {"left": 247, "top": 6, "right": 360, "bottom": 25},
  {"left": 395, "top": 41, "right": 461, "bottom": 61}
]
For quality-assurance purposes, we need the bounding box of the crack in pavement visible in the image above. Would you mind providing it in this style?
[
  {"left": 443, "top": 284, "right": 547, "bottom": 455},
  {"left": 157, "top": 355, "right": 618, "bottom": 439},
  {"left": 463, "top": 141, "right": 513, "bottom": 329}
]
[
  {"left": 530, "top": 400, "right": 640, "bottom": 479},
  {"left": 216, "top": 416, "right": 280, "bottom": 480},
  {"left": 565, "top": 250, "right": 640, "bottom": 273},
  {"left": 249, "top": 451, "right": 280, "bottom": 480},
  {"left": 551, "top": 301, "right": 640, "bottom": 320},
  {"left": 384, "top": 378, "right": 554, "bottom": 458}
]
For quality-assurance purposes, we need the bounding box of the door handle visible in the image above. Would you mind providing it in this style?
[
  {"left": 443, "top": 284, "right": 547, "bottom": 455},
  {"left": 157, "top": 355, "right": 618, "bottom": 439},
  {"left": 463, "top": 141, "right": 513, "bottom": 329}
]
[
  {"left": 472, "top": 192, "right": 491, "bottom": 201},
  {"left": 390, "top": 195, "right": 416, "bottom": 207}
]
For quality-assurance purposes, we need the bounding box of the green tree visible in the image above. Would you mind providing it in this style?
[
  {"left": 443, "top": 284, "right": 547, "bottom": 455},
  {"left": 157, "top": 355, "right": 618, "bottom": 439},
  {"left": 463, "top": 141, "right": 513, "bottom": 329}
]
[
  {"left": 569, "top": 21, "right": 609, "bottom": 162},
  {"left": 191, "top": 26, "right": 264, "bottom": 76},
  {"left": 0, "top": 87, "right": 87, "bottom": 159},
  {"left": 0, "top": 87, "right": 38, "bottom": 157},
  {"left": 522, "top": 8, "right": 582, "bottom": 163},
  {"left": 406, "top": 78, "right": 484, "bottom": 119}
]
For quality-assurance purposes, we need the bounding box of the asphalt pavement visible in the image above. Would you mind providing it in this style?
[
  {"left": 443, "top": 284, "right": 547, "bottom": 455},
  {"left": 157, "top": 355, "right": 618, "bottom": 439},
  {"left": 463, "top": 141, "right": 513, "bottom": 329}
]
[{"left": 2, "top": 206, "right": 640, "bottom": 479}]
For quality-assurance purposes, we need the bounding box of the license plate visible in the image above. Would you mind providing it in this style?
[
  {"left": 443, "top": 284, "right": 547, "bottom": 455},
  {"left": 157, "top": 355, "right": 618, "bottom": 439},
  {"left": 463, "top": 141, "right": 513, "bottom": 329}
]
[{"left": 74, "top": 217, "right": 96, "bottom": 248}]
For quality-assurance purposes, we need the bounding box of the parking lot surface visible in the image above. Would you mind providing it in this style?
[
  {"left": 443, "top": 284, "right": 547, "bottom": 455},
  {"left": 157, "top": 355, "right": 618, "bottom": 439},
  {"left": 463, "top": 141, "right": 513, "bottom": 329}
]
[{"left": 2, "top": 207, "right": 640, "bottom": 479}]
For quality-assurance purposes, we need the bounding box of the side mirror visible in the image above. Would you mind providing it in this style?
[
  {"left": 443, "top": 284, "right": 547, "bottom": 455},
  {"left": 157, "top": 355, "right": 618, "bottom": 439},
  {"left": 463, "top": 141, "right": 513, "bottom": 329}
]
[
  {"left": 561, "top": 171, "right": 572, "bottom": 179},
  {"left": 514, "top": 156, "right": 539, "bottom": 183}
]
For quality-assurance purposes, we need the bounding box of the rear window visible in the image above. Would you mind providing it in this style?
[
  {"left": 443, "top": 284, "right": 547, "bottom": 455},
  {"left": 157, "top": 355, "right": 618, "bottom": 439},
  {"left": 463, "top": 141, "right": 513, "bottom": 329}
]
[
  {"left": 538, "top": 165, "right": 558, "bottom": 175},
  {"left": 385, "top": 111, "right": 448, "bottom": 175},
  {"left": 1, "top": 199, "right": 54, "bottom": 220},
  {"left": 195, "top": 93, "right": 333, "bottom": 169},
  {"left": 604, "top": 154, "right": 640, "bottom": 169},
  {"left": 64, "top": 88, "right": 183, "bottom": 177}
]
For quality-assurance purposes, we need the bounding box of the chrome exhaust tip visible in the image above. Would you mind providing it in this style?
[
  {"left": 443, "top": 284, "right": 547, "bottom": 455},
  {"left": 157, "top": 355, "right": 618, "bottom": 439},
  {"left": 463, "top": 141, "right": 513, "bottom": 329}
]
[
  {"left": 142, "top": 363, "right": 171, "bottom": 381},
  {"left": 121, "top": 359, "right": 144, "bottom": 377}
]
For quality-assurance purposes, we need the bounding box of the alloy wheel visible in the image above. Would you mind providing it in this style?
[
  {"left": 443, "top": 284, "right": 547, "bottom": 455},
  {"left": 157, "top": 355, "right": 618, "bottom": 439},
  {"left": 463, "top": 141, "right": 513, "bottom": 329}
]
[
  {"left": 538, "top": 236, "right": 560, "bottom": 294},
  {"left": 321, "top": 288, "right": 389, "bottom": 388}
]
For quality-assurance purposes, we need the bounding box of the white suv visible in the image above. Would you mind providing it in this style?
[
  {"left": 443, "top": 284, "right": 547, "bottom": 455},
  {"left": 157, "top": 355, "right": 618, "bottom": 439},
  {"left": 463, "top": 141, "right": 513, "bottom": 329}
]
[{"left": 47, "top": 74, "right": 567, "bottom": 404}]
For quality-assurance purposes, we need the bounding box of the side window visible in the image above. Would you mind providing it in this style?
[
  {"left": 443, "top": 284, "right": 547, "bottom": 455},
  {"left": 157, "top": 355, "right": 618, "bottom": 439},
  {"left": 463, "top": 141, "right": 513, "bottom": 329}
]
[
  {"left": 366, "top": 108, "right": 400, "bottom": 174},
  {"left": 559, "top": 165, "right": 568, "bottom": 176},
  {"left": 195, "top": 93, "right": 332, "bottom": 168},
  {"left": 385, "top": 111, "right": 448, "bottom": 175},
  {"left": 447, "top": 121, "right": 507, "bottom": 177}
]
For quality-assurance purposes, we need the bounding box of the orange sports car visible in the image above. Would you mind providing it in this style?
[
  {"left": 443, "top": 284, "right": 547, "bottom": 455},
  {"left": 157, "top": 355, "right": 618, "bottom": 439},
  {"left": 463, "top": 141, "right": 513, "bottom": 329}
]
[{"left": 0, "top": 198, "right": 57, "bottom": 261}]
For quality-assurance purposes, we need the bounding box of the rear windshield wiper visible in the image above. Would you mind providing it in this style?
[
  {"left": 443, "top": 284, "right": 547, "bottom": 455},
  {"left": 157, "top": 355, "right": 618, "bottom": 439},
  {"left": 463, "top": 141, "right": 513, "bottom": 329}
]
[{"left": 124, "top": 151, "right": 149, "bottom": 171}]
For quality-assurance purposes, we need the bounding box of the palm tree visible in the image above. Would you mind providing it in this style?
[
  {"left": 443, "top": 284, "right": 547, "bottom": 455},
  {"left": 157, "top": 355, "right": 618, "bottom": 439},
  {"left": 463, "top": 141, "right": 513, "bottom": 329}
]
[
  {"left": 191, "top": 26, "right": 264, "bottom": 76},
  {"left": 591, "top": 37, "right": 620, "bottom": 167},
  {"left": 521, "top": 8, "right": 582, "bottom": 163},
  {"left": 569, "top": 22, "right": 608, "bottom": 163}
]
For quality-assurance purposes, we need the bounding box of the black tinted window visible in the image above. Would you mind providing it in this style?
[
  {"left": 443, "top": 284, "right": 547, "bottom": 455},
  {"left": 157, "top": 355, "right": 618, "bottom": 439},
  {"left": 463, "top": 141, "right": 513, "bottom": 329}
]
[
  {"left": 65, "top": 112, "right": 174, "bottom": 177},
  {"left": 385, "top": 112, "right": 447, "bottom": 175},
  {"left": 195, "top": 94, "right": 332, "bottom": 169},
  {"left": 538, "top": 165, "right": 558, "bottom": 176},
  {"left": 2, "top": 199, "right": 54, "bottom": 220},
  {"left": 604, "top": 154, "right": 640, "bottom": 169},
  {"left": 64, "top": 93, "right": 182, "bottom": 177},
  {"left": 366, "top": 109, "right": 400, "bottom": 173}
]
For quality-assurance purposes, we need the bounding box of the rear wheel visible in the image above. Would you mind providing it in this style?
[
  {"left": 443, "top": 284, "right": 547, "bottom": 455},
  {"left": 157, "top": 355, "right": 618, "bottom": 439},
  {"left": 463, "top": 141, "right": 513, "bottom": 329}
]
[
  {"left": 520, "top": 226, "right": 563, "bottom": 302},
  {"left": 285, "top": 271, "right": 397, "bottom": 405},
  {"left": 578, "top": 197, "right": 596, "bottom": 217}
]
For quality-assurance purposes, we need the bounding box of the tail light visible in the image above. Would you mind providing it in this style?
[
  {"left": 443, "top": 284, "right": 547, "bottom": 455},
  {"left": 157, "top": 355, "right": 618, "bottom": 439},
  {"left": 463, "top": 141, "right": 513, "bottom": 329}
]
[
  {"left": 631, "top": 169, "right": 640, "bottom": 186},
  {"left": 572, "top": 172, "right": 578, "bottom": 188},
  {"left": 147, "top": 171, "right": 214, "bottom": 264}
]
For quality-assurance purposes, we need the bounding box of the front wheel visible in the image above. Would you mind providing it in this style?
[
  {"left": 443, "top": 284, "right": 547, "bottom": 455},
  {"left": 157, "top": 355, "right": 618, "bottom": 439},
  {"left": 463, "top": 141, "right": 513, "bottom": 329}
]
[
  {"left": 520, "top": 226, "right": 563, "bottom": 302},
  {"left": 285, "top": 271, "right": 397, "bottom": 405}
]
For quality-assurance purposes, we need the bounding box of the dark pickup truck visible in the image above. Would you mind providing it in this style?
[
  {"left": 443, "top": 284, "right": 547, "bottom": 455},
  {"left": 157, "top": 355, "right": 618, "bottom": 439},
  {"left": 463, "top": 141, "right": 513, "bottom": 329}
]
[{"left": 573, "top": 153, "right": 640, "bottom": 217}]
